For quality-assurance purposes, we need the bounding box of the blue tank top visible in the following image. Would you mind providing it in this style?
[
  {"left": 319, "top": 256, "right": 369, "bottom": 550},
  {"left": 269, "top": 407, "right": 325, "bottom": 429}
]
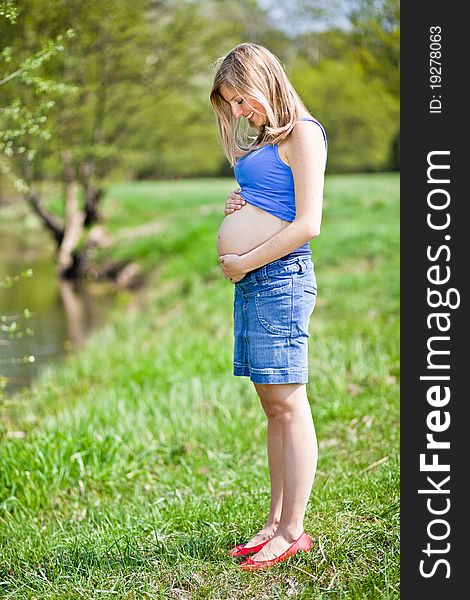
[{"left": 234, "top": 118, "right": 327, "bottom": 260}]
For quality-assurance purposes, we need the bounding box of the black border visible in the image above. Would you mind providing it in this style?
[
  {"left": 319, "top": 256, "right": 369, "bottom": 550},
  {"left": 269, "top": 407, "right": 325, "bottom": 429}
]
[{"left": 401, "top": 3, "right": 466, "bottom": 596}]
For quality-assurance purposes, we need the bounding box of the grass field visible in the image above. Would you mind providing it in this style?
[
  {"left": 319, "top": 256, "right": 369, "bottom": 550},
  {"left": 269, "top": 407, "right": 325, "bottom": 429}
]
[{"left": 0, "top": 173, "right": 399, "bottom": 599}]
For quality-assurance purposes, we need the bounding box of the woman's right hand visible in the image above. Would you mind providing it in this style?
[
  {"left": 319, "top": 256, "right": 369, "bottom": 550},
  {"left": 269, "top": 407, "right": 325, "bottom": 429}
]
[{"left": 224, "top": 188, "right": 246, "bottom": 215}]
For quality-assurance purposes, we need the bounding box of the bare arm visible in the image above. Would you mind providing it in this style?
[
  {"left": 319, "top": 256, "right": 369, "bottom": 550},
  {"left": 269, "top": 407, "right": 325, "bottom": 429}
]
[{"left": 237, "top": 121, "right": 326, "bottom": 273}]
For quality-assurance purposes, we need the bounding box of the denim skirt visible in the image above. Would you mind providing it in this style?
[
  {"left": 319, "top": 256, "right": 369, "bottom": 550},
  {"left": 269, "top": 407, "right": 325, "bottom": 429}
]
[{"left": 233, "top": 255, "right": 317, "bottom": 384}]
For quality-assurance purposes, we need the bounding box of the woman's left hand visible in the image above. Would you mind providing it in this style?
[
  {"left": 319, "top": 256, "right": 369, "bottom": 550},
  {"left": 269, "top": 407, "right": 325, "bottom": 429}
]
[{"left": 218, "top": 254, "right": 246, "bottom": 283}]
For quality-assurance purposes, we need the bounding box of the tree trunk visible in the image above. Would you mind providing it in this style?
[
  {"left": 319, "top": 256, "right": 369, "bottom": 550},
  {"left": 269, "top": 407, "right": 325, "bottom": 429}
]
[
  {"left": 57, "top": 152, "right": 85, "bottom": 277},
  {"left": 20, "top": 154, "right": 64, "bottom": 245},
  {"left": 79, "top": 161, "right": 103, "bottom": 226},
  {"left": 20, "top": 156, "right": 140, "bottom": 288}
]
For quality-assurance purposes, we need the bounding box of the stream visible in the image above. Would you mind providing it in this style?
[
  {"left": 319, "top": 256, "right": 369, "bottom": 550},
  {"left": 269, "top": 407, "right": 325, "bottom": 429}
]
[{"left": 0, "top": 211, "right": 120, "bottom": 397}]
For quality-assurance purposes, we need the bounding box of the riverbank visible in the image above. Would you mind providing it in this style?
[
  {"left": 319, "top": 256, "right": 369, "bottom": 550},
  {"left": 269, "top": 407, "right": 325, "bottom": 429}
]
[{"left": 0, "top": 173, "right": 399, "bottom": 598}]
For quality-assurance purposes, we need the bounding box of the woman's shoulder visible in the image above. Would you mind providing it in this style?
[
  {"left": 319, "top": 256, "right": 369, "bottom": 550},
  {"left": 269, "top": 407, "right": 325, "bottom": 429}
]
[
  {"left": 278, "top": 116, "right": 327, "bottom": 166},
  {"left": 294, "top": 115, "right": 326, "bottom": 135},
  {"left": 284, "top": 116, "right": 326, "bottom": 144},
  {"left": 284, "top": 116, "right": 327, "bottom": 152}
]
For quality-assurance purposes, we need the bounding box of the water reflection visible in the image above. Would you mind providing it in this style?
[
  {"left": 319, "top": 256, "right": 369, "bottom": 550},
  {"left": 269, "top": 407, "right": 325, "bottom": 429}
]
[{"left": 0, "top": 224, "right": 119, "bottom": 396}]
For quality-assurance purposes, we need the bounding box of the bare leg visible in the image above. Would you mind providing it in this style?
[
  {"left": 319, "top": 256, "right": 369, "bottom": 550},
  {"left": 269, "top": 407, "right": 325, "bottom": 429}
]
[
  {"left": 250, "top": 383, "right": 318, "bottom": 560},
  {"left": 240, "top": 382, "right": 283, "bottom": 548},
  {"left": 266, "top": 414, "right": 284, "bottom": 525}
]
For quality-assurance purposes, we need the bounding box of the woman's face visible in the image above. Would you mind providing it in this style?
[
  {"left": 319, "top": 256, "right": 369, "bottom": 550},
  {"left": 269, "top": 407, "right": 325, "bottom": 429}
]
[{"left": 219, "top": 84, "right": 267, "bottom": 128}]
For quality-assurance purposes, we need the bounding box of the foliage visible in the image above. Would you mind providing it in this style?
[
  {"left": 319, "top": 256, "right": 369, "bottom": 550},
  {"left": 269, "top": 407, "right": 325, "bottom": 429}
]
[
  {"left": 287, "top": 0, "right": 400, "bottom": 171},
  {"left": 291, "top": 57, "right": 398, "bottom": 172},
  {"left": 0, "top": 2, "right": 75, "bottom": 191},
  {"left": 1, "top": 0, "right": 243, "bottom": 182},
  {"left": 0, "top": 0, "right": 18, "bottom": 23},
  {"left": 1, "top": 0, "right": 399, "bottom": 183},
  {"left": 349, "top": 0, "right": 400, "bottom": 96}
]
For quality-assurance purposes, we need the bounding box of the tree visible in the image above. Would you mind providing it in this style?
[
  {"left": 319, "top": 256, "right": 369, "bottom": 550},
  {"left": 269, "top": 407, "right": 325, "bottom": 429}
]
[
  {"left": 0, "top": 0, "right": 74, "bottom": 192},
  {"left": 257, "top": 0, "right": 400, "bottom": 170},
  {"left": 1, "top": 0, "right": 249, "bottom": 280},
  {"left": 291, "top": 56, "right": 398, "bottom": 172},
  {"left": 348, "top": 0, "right": 400, "bottom": 169},
  {"left": 2, "top": 1, "right": 166, "bottom": 281},
  {"left": 348, "top": 0, "right": 400, "bottom": 97}
]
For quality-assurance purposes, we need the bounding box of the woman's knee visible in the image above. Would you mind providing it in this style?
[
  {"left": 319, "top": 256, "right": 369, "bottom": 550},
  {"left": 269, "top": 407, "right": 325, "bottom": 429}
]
[
  {"left": 254, "top": 383, "right": 306, "bottom": 420},
  {"left": 259, "top": 396, "right": 280, "bottom": 419},
  {"left": 254, "top": 382, "right": 305, "bottom": 402}
]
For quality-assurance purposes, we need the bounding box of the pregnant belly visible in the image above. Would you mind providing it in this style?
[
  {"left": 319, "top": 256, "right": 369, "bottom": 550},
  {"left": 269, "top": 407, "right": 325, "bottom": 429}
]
[{"left": 217, "top": 201, "right": 289, "bottom": 257}]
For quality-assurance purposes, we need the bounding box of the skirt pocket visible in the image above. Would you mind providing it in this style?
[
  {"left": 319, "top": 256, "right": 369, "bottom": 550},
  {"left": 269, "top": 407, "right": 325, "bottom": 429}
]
[
  {"left": 254, "top": 280, "right": 293, "bottom": 336},
  {"left": 292, "top": 283, "right": 317, "bottom": 339}
]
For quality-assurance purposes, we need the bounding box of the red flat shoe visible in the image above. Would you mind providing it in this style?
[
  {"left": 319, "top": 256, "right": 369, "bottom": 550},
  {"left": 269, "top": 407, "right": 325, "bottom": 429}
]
[
  {"left": 229, "top": 536, "right": 271, "bottom": 557},
  {"left": 239, "top": 531, "right": 313, "bottom": 570}
]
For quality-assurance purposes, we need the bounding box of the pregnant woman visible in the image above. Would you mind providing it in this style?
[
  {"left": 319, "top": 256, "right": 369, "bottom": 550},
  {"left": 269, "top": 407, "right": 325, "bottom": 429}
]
[{"left": 210, "top": 43, "right": 327, "bottom": 570}]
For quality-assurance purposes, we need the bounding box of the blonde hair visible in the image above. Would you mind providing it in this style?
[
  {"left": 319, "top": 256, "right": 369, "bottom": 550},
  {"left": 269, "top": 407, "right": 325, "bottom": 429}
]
[{"left": 210, "top": 43, "right": 310, "bottom": 167}]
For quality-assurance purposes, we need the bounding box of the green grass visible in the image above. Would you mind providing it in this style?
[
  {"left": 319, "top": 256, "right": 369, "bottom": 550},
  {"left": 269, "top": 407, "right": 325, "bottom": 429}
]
[{"left": 0, "top": 173, "right": 399, "bottom": 598}]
